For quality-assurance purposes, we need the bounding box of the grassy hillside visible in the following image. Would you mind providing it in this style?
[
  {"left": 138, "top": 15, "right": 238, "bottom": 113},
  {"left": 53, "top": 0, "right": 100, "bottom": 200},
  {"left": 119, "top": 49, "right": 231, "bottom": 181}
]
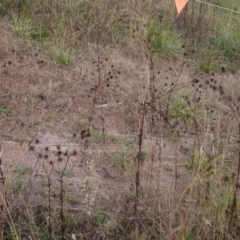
[
  {"left": 1, "top": 0, "right": 240, "bottom": 70},
  {"left": 0, "top": 0, "right": 240, "bottom": 239}
]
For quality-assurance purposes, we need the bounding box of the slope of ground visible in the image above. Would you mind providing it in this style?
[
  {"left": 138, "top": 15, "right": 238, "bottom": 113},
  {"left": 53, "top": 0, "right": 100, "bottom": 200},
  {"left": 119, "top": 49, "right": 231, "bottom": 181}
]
[{"left": 0, "top": 15, "right": 240, "bottom": 239}]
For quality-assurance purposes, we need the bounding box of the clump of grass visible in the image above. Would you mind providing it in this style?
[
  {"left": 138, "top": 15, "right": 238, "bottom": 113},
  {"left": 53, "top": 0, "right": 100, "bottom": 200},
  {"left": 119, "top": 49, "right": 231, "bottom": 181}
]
[
  {"left": 147, "top": 20, "right": 182, "bottom": 57},
  {"left": 167, "top": 93, "right": 202, "bottom": 129},
  {"left": 49, "top": 45, "right": 73, "bottom": 65},
  {"left": 105, "top": 150, "right": 132, "bottom": 169},
  {"left": 30, "top": 27, "right": 48, "bottom": 45},
  {"left": 11, "top": 13, "right": 32, "bottom": 38}
]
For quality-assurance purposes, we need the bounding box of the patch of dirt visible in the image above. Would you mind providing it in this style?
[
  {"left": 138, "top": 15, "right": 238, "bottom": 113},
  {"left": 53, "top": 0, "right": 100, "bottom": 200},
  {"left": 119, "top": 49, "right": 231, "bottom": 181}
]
[{"left": 0, "top": 131, "right": 190, "bottom": 214}]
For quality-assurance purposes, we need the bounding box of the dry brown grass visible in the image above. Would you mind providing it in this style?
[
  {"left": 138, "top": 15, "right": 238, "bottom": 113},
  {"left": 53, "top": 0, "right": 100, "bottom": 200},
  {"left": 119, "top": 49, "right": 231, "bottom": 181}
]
[{"left": 0, "top": 1, "right": 240, "bottom": 239}]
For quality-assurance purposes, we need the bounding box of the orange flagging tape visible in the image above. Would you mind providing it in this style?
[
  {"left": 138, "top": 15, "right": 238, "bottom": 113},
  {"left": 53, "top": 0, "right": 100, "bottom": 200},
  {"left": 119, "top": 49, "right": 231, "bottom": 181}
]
[{"left": 175, "top": 0, "right": 188, "bottom": 14}]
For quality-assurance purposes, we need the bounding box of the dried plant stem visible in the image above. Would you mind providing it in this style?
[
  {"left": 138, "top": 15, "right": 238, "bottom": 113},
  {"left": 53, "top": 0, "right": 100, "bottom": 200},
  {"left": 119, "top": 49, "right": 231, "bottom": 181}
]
[
  {"left": 227, "top": 124, "right": 240, "bottom": 236},
  {"left": 0, "top": 162, "right": 6, "bottom": 240},
  {"left": 43, "top": 162, "right": 54, "bottom": 240},
  {"left": 58, "top": 151, "right": 74, "bottom": 240},
  {"left": 135, "top": 102, "right": 147, "bottom": 213}
]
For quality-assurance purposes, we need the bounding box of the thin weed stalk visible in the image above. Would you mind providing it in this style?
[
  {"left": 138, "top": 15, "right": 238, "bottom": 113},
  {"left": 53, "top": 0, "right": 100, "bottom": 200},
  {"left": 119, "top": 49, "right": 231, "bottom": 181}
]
[
  {"left": 42, "top": 155, "right": 54, "bottom": 240},
  {"left": 147, "top": 42, "right": 156, "bottom": 134},
  {"left": 0, "top": 158, "right": 6, "bottom": 240},
  {"left": 0, "top": 185, "right": 18, "bottom": 240},
  {"left": 58, "top": 148, "right": 77, "bottom": 240},
  {"left": 227, "top": 123, "right": 240, "bottom": 236},
  {"left": 135, "top": 102, "right": 147, "bottom": 213},
  {"left": 0, "top": 152, "right": 20, "bottom": 240}
]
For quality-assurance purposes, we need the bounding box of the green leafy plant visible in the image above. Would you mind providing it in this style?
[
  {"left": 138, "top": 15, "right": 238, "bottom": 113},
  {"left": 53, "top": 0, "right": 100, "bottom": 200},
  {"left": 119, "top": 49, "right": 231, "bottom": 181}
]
[
  {"left": 200, "top": 59, "right": 215, "bottom": 74},
  {"left": 184, "top": 153, "right": 211, "bottom": 173},
  {"left": 11, "top": 179, "right": 27, "bottom": 194},
  {"left": 106, "top": 150, "right": 131, "bottom": 169},
  {"left": 167, "top": 93, "right": 202, "bottom": 131},
  {"left": 92, "top": 213, "right": 108, "bottom": 226},
  {"left": 66, "top": 192, "right": 79, "bottom": 205},
  {"left": 0, "top": 104, "right": 10, "bottom": 116},
  {"left": 30, "top": 27, "right": 48, "bottom": 43},
  {"left": 139, "top": 151, "right": 147, "bottom": 162},
  {"left": 92, "top": 131, "right": 105, "bottom": 143},
  {"left": 13, "top": 165, "right": 30, "bottom": 175},
  {"left": 0, "top": 1, "right": 11, "bottom": 16},
  {"left": 71, "top": 233, "right": 84, "bottom": 240},
  {"left": 55, "top": 169, "right": 74, "bottom": 177}
]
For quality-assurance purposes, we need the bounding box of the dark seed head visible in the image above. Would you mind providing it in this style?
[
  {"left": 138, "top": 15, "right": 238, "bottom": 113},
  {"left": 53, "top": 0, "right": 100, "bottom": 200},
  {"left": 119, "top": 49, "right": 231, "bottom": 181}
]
[
  {"left": 235, "top": 182, "right": 240, "bottom": 188},
  {"left": 222, "top": 176, "right": 229, "bottom": 182},
  {"left": 72, "top": 150, "right": 77, "bottom": 156},
  {"left": 221, "top": 66, "right": 226, "bottom": 73},
  {"left": 29, "top": 146, "right": 35, "bottom": 151},
  {"left": 81, "top": 129, "right": 86, "bottom": 139},
  {"left": 57, "top": 151, "right": 62, "bottom": 156}
]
